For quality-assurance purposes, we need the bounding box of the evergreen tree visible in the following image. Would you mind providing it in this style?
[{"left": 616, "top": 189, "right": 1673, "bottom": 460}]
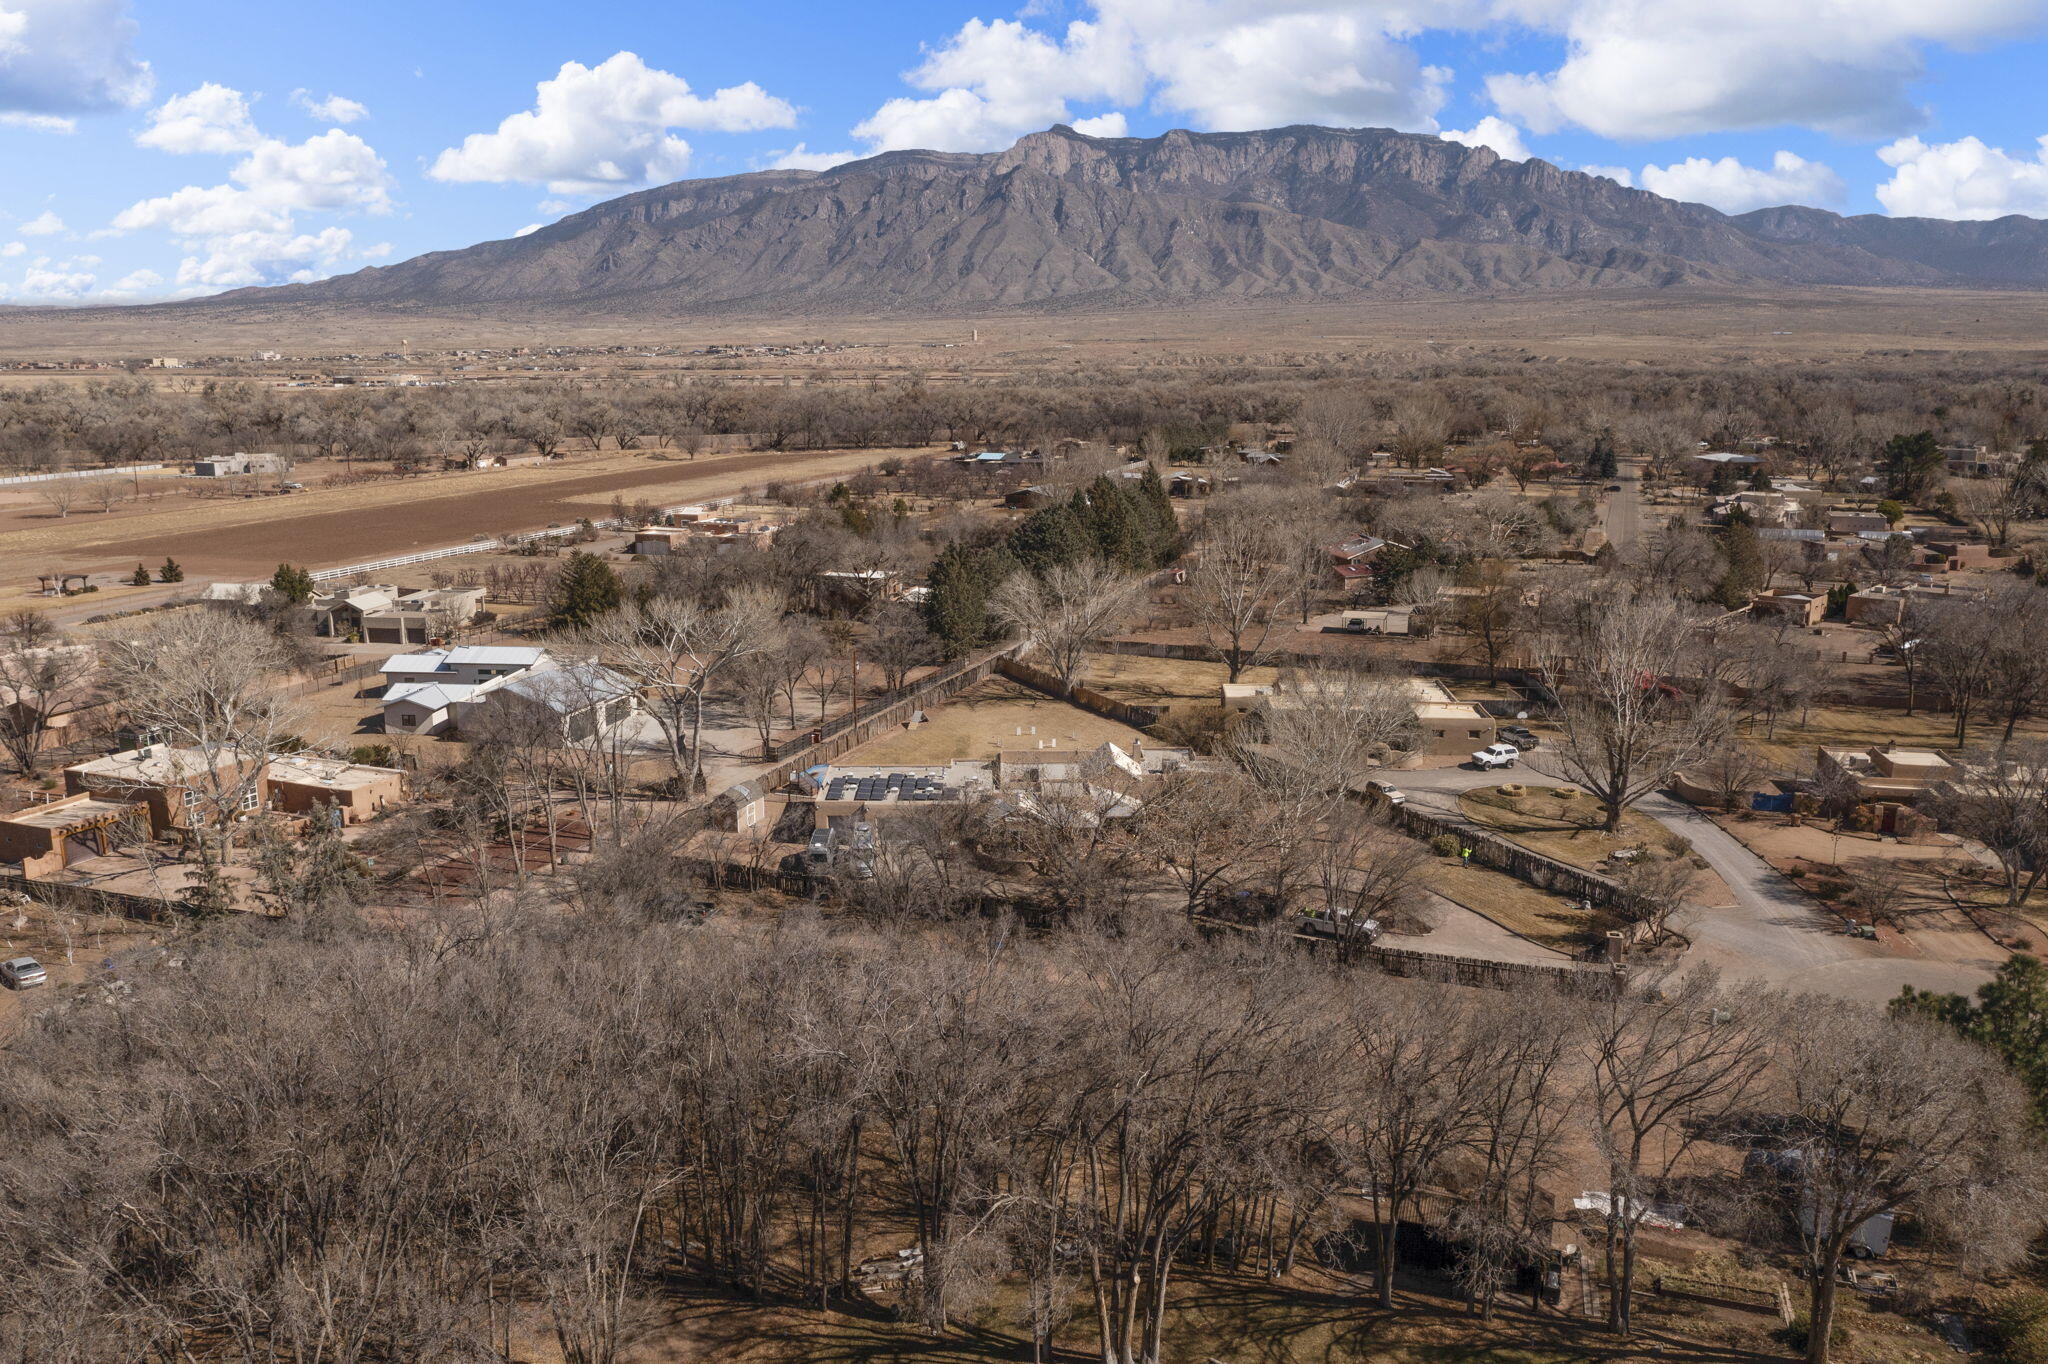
[
  {"left": 129, "top": 563, "right": 151, "bottom": 587},
  {"left": 1007, "top": 504, "right": 1094, "bottom": 576},
  {"left": 1748, "top": 462, "right": 1774, "bottom": 492},
  {"left": 1894, "top": 954, "right": 2048, "bottom": 1123},
  {"left": 1707, "top": 462, "right": 1740, "bottom": 496},
  {"left": 1134, "top": 463, "right": 1180, "bottom": 566},
  {"left": 1712, "top": 520, "right": 1766, "bottom": 609},
  {"left": 1587, "top": 433, "right": 1618, "bottom": 480},
  {"left": 1880, "top": 430, "right": 1944, "bottom": 501},
  {"left": 177, "top": 838, "right": 237, "bottom": 917},
  {"left": 923, "top": 541, "right": 1014, "bottom": 656},
  {"left": 269, "top": 563, "right": 316, "bottom": 604},
  {"left": 157, "top": 558, "right": 184, "bottom": 584},
  {"left": 1074, "top": 478, "right": 1146, "bottom": 569},
  {"left": 548, "top": 550, "right": 622, "bottom": 627}
]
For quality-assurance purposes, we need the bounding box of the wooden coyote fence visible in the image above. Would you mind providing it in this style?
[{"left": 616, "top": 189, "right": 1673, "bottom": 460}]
[
  {"left": 0, "top": 869, "right": 176, "bottom": 922},
  {"left": 993, "top": 656, "right": 1168, "bottom": 730},
  {"left": 749, "top": 642, "right": 1026, "bottom": 787},
  {"left": 1387, "top": 799, "right": 1657, "bottom": 924}
]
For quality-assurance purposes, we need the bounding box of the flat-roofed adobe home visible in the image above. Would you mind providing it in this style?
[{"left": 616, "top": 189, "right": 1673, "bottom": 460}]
[
  {"left": 1221, "top": 676, "right": 1495, "bottom": 757},
  {"left": 1750, "top": 590, "right": 1825, "bottom": 627},
  {"left": 1816, "top": 743, "right": 1957, "bottom": 803},
  {"left": 53, "top": 743, "right": 407, "bottom": 840},
  {"left": 0, "top": 793, "right": 151, "bottom": 878}
]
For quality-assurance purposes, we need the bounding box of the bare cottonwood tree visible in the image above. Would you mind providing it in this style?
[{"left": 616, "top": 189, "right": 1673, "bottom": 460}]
[
  {"left": 1533, "top": 586, "right": 1732, "bottom": 832},
  {"left": 1185, "top": 499, "right": 1297, "bottom": 683},
  {"left": 0, "top": 638, "right": 96, "bottom": 774},
  {"left": 1578, "top": 970, "right": 1773, "bottom": 1336},
  {"left": 98, "top": 611, "right": 302, "bottom": 855},
  {"left": 1771, "top": 1001, "right": 2048, "bottom": 1364},
  {"left": 989, "top": 559, "right": 1142, "bottom": 694}
]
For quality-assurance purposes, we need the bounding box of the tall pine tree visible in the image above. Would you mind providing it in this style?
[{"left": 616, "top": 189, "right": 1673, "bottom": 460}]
[{"left": 549, "top": 551, "right": 623, "bottom": 627}]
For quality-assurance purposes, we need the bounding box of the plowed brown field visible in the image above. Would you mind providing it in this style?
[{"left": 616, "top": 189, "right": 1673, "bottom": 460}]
[{"left": 2, "top": 446, "right": 914, "bottom": 580}]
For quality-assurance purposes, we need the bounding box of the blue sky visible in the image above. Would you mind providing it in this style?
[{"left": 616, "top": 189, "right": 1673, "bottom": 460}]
[{"left": 5, "top": 0, "right": 2048, "bottom": 302}]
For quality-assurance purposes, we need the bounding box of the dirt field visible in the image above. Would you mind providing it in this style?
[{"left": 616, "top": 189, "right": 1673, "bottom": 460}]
[
  {"left": 1080, "top": 651, "right": 1279, "bottom": 713},
  {"left": 844, "top": 678, "right": 1152, "bottom": 765},
  {"left": 0, "top": 445, "right": 917, "bottom": 585}
]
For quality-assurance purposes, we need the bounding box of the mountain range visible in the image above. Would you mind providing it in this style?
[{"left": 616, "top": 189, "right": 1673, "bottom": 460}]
[{"left": 222, "top": 124, "right": 2048, "bottom": 315}]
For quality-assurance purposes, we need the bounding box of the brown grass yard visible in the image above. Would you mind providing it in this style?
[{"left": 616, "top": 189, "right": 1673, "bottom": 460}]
[
  {"left": 1459, "top": 786, "right": 1697, "bottom": 872},
  {"left": 1080, "top": 651, "right": 1280, "bottom": 712},
  {"left": 842, "top": 677, "right": 1152, "bottom": 766},
  {"left": 1414, "top": 856, "right": 1611, "bottom": 953}
]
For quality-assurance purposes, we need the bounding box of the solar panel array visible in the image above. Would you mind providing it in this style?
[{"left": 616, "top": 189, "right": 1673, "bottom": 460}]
[{"left": 823, "top": 772, "right": 946, "bottom": 802}]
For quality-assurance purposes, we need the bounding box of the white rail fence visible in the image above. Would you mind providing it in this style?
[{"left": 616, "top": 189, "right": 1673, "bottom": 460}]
[
  {"left": 307, "top": 519, "right": 631, "bottom": 583},
  {"left": 306, "top": 497, "right": 741, "bottom": 583},
  {"left": 0, "top": 462, "right": 165, "bottom": 487}
]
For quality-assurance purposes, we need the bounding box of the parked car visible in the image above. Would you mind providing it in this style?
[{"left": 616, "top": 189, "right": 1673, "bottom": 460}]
[
  {"left": 1499, "top": 725, "right": 1541, "bottom": 750},
  {"left": 1606, "top": 483, "right": 1624, "bottom": 492},
  {"left": 1363, "top": 779, "right": 1407, "bottom": 805},
  {"left": 1471, "top": 743, "right": 1521, "bottom": 770},
  {"left": 0, "top": 956, "right": 47, "bottom": 990}
]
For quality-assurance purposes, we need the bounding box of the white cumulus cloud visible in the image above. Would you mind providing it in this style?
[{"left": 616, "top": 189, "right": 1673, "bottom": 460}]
[
  {"left": 1877, "top": 134, "right": 2048, "bottom": 219},
  {"left": 13, "top": 256, "right": 96, "bottom": 300},
  {"left": 99, "top": 266, "right": 162, "bottom": 297},
  {"left": 0, "top": 111, "right": 73, "bottom": 132},
  {"left": 113, "top": 86, "right": 395, "bottom": 289},
  {"left": 1485, "top": 0, "right": 2046, "bottom": 141},
  {"left": 1069, "top": 112, "right": 1128, "bottom": 137},
  {"left": 136, "top": 83, "right": 262, "bottom": 154},
  {"left": 0, "top": 0, "right": 151, "bottom": 119},
  {"left": 851, "top": 3, "right": 1468, "bottom": 154},
  {"left": 430, "top": 52, "right": 797, "bottom": 195},
  {"left": 765, "top": 143, "right": 861, "bottom": 171},
  {"left": 1580, "top": 163, "right": 1634, "bottom": 186},
  {"left": 513, "top": 223, "right": 543, "bottom": 237},
  {"left": 1638, "top": 150, "right": 1846, "bottom": 214},
  {"left": 1439, "top": 115, "right": 1529, "bottom": 160},
  {"left": 292, "top": 90, "right": 368, "bottom": 124},
  {"left": 0, "top": 241, "right": 22, "bottom": 257},
  {"left": 18, "top": 209, "right": 65, "bottom": 236}
]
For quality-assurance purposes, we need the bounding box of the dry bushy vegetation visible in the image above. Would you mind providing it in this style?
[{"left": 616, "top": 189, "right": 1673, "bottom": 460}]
[{"left": 0, "top": 904, "right": 2039, "bottom": 1364}]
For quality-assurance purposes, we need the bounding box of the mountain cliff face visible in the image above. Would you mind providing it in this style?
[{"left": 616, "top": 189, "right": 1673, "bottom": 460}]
[{"left": 228, "top": 124, "right": 2048, "bottom": 314}]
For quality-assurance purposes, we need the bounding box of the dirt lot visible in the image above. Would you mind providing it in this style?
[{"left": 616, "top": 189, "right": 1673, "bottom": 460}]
[
  {"left": 1460, "top": 785, "right": 1700, "bottom": 871},
  {"left": 845, "top": 677, "right": 1152, "bottom": 766},
  {"left": 0, "top": 445, "right": 919, "bottom": 587},
  {"left": 1081, "top": 651, "right": 1279, "bottom": 713},
  {"left": 1415, "top": 855, "right": 1610, "bottom": 952},
  {"left": 0, "top": 896, "right": 159, "bottom": 1043}
]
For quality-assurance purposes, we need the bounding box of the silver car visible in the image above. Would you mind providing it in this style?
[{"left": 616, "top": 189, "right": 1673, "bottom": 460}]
[{"left": 1, "top": 956, "right": 47, "bottom": 990}]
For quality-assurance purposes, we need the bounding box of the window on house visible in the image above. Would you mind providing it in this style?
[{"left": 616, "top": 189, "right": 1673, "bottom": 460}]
[
  {"left": 399, "top": 714, "right": 416, "bottom": 727},
  {"left": 239, "top": 788, "right": 260, "bottom": 811}
]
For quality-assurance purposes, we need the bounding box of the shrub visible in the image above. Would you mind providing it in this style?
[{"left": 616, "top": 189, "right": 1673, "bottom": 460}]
[
  {"left": 1778, "top": 1313, "right": 1846, "bottom": 1354},
  {"left": 1981, "top": 1287, "right": 2048, "bottom": 1364},
  {"left": 1430, "top": 833, "right": 1463, "bottom": 858}
]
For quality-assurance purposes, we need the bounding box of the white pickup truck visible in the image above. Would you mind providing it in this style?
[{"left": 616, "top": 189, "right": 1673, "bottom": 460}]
[{"left": 1470, "top": 742, "right": 1521, "bottom": 770}]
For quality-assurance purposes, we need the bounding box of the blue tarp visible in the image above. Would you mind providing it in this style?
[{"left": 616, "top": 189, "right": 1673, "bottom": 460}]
[{"left": 1751, "top": 792, "right": 1796, "bottom": 813}]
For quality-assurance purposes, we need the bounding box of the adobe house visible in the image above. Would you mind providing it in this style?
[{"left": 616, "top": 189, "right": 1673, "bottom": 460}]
[
  {"left": 263, "top": 754, "right": 405, "bottom": 823},
  {"left": 1749, "top": 591, "right": 1825, "bottom": 628},
  {"left": 1815, "top": 744, "right": 1956, "bottom": 803},
  {"left": 0, "top": 794, "right": 151, "bottom": 879}
]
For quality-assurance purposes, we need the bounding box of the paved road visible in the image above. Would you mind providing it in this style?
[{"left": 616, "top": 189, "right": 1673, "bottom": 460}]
[
  {"left": 1602, "top": 461, "right": 1646, "bottom": 553},
  {"left": 1383, "top": 763, "right": 2001, "bottom": 1001}
]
